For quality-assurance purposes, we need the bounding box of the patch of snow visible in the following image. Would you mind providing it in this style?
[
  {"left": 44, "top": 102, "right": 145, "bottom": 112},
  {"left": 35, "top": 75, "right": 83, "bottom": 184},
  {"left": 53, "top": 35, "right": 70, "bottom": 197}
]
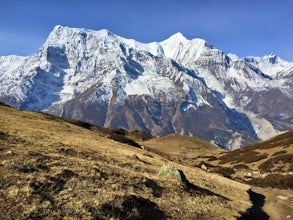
[
  {"left": 119, "top": 37, "right": 164, "bottom": 57},
  {"left": 181, "top": 103, "right": 197, "bottom": 112},
  {"left": 159, "top": 34, "right": 208, "bottom": 62},
  {"left": 196, "top": 68, "right": 226, "bottom": 93},
  {"left": 124, "top": 70, "right": 175, "bottom": 98},
  {"left": 227, "top": 53, "right": 239, "bottom": 61},
  {"left": 223, "top": 95, "right": 235, "bottom": 108},
  {"left": 244, "top": 53, "right": 293, "bottom": 78}
]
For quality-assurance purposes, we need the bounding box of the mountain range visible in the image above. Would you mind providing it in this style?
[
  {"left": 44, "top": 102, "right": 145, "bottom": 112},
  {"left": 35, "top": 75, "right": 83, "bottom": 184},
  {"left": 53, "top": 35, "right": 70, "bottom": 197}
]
[{"left": 0, "top": 25, "right": 292, "bottom": 149}]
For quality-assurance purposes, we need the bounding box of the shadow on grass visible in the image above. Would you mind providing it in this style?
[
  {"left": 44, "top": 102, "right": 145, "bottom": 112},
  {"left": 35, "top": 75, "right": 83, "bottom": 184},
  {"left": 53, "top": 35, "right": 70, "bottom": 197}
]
[
  {"left": 178, "top": 170, "right": 230, "bottom": 200},
  {"left": 238, "top": 189, "right": 269, "bottom": 220},
  {"left": 86, "top": 195, "right": 167, "bottom": 220}
]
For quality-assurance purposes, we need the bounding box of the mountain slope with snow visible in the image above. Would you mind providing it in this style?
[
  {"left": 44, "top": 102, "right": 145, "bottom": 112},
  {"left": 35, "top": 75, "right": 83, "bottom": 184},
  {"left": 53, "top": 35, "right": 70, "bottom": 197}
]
[
  {"left": 0, "top": 25, "right": 292, "bottom": 149},
  {"left": 159, "top": 34, "right": 293, "bottom": 141}
]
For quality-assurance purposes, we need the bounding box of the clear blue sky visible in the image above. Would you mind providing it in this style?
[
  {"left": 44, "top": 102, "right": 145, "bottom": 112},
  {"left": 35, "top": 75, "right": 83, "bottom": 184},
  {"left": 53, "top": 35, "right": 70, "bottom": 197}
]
[{"left": 1, "top": 0, "right": 293, "bottom": 61}]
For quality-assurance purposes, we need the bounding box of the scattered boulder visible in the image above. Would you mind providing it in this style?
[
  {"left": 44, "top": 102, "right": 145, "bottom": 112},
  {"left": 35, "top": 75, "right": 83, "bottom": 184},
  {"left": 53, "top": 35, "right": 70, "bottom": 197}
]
[
  {"left": 158, "top": 164, "right": 182, "bottom": 180},
  {"left": 6, "top": 150, "right": 14, "bottom": 155},
  {"left": 158, "top": 164, "right": 228, "bottom": 199},
  {"left": 277, "top": 195, "right": 288, "bottom": 201},
  {"left": 201, "top": 164, "right": 208, "bottom": 171},
  {"left": 158, "top": 164, "right": 191, "bottom": 189}
]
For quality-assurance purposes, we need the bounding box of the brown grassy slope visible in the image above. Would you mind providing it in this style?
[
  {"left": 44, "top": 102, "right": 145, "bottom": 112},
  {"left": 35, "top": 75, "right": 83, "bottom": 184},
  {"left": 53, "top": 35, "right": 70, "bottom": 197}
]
[
  {"left": 218, "top": 130, "right": 293, "bottom": 167},
  {"left": 140, "top": 127, "right": 293, "bottom": 219},
  {"left": 0, "top": 104, "right": 251, "bottom": 219},
  {"left": 44, "top": 115, "right": 153, "bottom": 148},
  {"left": 140, "top": 134, "right": 224, "bottom": 164},
  {"left": 210, "top": 130, "right": 293, "bottom": 220},
  {"left": 216, "top": 131, "right": 293, "bottom": 186}
]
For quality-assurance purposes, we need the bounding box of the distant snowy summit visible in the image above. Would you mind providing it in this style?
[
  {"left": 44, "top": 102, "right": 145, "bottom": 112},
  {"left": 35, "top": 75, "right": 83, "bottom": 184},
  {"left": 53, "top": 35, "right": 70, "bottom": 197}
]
[{"left": 0, "top": 25, "right": 292, "bottom": 149}]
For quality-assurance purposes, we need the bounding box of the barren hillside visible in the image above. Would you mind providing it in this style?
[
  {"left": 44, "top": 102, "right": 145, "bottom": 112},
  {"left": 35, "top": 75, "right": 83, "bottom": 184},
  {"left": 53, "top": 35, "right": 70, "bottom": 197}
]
[
  {"left": 0, "top": 103, "right": 253, "bottom": 219},
  {"left": 140, "top": 125, "right": 293, "bottom": 219}
]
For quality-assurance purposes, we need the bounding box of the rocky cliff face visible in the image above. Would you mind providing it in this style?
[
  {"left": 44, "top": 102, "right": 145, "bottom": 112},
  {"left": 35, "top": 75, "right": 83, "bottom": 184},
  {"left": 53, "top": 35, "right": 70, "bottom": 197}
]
[{"left": 0, "top": 25, "right": 292, "bottom": 149}]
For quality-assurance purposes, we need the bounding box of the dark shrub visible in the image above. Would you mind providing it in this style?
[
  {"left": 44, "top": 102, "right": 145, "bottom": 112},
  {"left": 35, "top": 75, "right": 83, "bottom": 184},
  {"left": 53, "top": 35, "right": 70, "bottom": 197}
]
[
  {"left": 258, "top": 154, "right": 293, "bottom": 172},
  {"left": 272, "top": 150, "right": 287, "bottom": 156},
  {"left": 247, "top": 174, "right": 293, "bottom": 189},
  {"left": 233, "top": 164, "right": 249, "bottom": 170},
  {"left": 215, "top": 167, "right": 235, "bottom": 178}
]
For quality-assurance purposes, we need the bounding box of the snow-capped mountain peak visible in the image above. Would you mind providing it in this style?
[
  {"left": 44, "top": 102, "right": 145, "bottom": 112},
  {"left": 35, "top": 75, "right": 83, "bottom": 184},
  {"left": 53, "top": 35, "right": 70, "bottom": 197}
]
[
  {"left": 166, "top": 32, "right": 188, "bottom": 42},
  {"left": 227, "top": 53, "right": 239, "bottom": 61},
  {"left": 244, "top": 53, "right": 293, "bottom": 77},
  {"left": 0, "top": 25, "right": 292, "bottom": 150},
  {"left": 45, "top": 25, "right": 116, "bottom": 46},
  {"left": 262, "top": 52, "right": 283, "bottom": 64},
  {"left": 159, "top": 33, "right": 211, "bottom": 63}
]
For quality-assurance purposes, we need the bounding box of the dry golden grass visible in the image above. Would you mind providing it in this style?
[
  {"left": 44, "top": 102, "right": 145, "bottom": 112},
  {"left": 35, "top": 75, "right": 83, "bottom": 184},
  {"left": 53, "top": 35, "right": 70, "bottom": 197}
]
[
  {"left": 202, "top": 130, "right": 293, "bottom": 219},
  {"left": 214, "top": 130, "right": 293, "bottom": 189},
  {"left": 140, "top": 133, "right": 224, "bottom": 165},
  {"left": 0, "top": 104, "right": 252, "bottom": 219},
  {"left": 217, "top": 130, "right": 293, "bottom": 168},
  {"left": 251, "top": 186, "right": 293, "bottom": 220},
  {"left": 138, "top": 116, "right": 293, "bottom": 219}
]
